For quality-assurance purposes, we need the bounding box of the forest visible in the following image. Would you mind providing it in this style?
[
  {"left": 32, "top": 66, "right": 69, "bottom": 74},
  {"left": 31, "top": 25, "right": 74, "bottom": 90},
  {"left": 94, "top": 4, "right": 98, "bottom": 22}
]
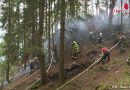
[{"left": 0, "top": 0, "right": 130, "bottom": 90}]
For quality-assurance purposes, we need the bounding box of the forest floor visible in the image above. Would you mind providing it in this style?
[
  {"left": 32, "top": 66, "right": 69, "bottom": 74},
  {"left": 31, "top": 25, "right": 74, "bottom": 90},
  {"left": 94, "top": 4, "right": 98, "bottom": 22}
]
[
  {"left": 3, "top": 40, "right": 97, "bottom": 90},
  {"left": 3, "top": 41, "right": 130, "bottom": 90},
  {"left": 39, "top": 42, "right": 130, "bottom": 90}
]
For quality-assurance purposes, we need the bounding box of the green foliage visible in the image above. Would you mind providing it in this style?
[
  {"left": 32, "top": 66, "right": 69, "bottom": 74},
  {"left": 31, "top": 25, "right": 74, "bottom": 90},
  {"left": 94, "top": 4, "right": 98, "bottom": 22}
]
[
  {"left": 30, "top": 80, "right": 41, "bottom": 90},
  {"left": 95, "top": 83, "right": 112, "bottom": 90}
]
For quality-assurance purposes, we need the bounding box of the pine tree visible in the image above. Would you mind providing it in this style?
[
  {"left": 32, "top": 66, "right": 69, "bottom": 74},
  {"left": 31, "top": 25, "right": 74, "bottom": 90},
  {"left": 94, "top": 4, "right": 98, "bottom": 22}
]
[
  {"left": 38, "top": 0, "right": 47, "bottom": 85},
  {"left": 59, "top": 0, "right": 66, "bottom": 85}
]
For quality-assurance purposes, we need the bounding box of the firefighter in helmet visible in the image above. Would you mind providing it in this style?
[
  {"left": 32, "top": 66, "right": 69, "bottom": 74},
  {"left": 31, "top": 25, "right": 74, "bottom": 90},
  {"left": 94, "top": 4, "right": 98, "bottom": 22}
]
[{"left": 72, "top": 41, "right": 79, "bottom": 60}]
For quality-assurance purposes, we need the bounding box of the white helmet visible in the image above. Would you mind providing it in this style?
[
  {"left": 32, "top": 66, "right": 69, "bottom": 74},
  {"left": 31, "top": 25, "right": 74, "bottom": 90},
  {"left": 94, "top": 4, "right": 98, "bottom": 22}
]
[{"left": 73, "top": 41, "right": 76, "bottom": 44}]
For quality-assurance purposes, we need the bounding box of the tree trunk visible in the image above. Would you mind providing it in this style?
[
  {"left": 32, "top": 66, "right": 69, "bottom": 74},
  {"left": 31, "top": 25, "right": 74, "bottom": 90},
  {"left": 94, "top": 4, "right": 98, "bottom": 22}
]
[
  {"left": 6, "top": 0, "right": 12, "bottom": 83},
  {"left": 31, "top": 1, "right": 37, "bottom": 57},
  {"left": 17, "top": 0, "right": 20, "bottom": 65},
  {"left": 109, "top": 0, "right": 116, "bottom": 27},
  {"left": 6, "top": 59, "right": 10, "bottom": 83},
  {"left": 51, "top": 0, "right": 54, "bottom": 49},
  {"left": 129, "top": 0, "right": 130, "bottom": 26},
  {"left": 96, "top": 0, "right": 99, "bottom": 15},
  {"left": 23, "top": 8, "right": 27, "bottom": 69},
  {"left": 59, "top": 0, "right": 66, "bottom": 85},
  {"left": 121, "top": 0, "right": 123, "bottom": 32},
  {"left": 48, "top": 0, "right": 51, "bottom": 63},
  {"left": 105, "top": 1, "right": 109, "bottom": 15},
  {"left": 52, "top": 0, "right": 57, "bottom": 50},
  {"left": 38, "top": 0, "right": 47, "bottom": 85},
  {"left": 85, "top": 0, "right": 88, "bottom": 15},
  {"left": 45, "top": 0, "right": 48, "bottom": 38}
]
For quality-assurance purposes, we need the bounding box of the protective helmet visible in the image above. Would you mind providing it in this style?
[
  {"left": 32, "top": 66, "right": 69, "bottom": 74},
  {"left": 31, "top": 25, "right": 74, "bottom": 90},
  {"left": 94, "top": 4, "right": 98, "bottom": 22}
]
[{"left": 73, "top": 41, "right": 76, "bottom": 44}]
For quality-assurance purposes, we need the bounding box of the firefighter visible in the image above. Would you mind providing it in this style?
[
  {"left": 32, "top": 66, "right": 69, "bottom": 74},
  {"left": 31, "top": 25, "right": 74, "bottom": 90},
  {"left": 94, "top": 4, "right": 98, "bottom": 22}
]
[
  {"left": 88, "top": 31, "right": 97, "bottom": 43},
  {"left": 88, "top": 31, "right": 93, "bottom": 41},
  {"left": 53, "top": 48, "right": 59, "bottom": 63},
  {"left": 119, "top": 33, "right": 126, "bottom": 54},
  {"left": 126, "top": 56, "right": 130, "bottom": 65},
  {"left": 33, "top": 57, "right": 39, "bottom": 69},
  {"left": 99, "top": 45, "right": 110, "bottom": 70},
  {"left": 114, "top": 32, "right": 121, "bottom": 45},
  {"left": 29, "top": 58, "right": 35, "bottom": 74},
  {"left": 72, "top": 41, "right": 79, "bottom": 60},
  {"left": 111, "top": 32, "right": 117, "bottom": 44},
  {"left": 98, "top": 32, "right": 103, "bottom": 44}
]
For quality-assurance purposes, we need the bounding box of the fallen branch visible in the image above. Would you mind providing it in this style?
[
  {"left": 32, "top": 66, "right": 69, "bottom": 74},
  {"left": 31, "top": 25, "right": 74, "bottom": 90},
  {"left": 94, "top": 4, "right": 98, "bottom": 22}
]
[
  {"left": 25, "top": 50, "right": 54, "bottom": 90},
  {"left": 46, "top": 50, "right": 54, "bottom": 73}
]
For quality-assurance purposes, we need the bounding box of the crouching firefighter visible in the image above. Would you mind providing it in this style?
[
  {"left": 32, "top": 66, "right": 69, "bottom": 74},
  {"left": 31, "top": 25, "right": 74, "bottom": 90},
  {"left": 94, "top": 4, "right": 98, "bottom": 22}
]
[
  {"left": 99, "top": 45, "right": 110, "bottom": 70},
  {"left": 72, "top": 41, "right": 80, "bottom": 60}
]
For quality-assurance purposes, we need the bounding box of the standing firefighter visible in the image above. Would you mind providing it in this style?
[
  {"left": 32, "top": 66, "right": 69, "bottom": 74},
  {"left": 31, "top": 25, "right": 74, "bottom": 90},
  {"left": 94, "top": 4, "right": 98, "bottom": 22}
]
[
  {"left": 88, "top": 31, "right": 96, "bottom": 43},
  {"left": 111, "top": 32, "right": 117, "bottom": 44},
  {"left": 29, "top": 58, "right": 35, "bottom": 74},
  {"left": 98, "top": 32, "right": 103, "bottom": 44},
  {"left": 88, "top": 31, "right": 93, "bottom": 41},
  {"left": 72, "top": 41, "right": 79, "bottom": 60},
  {"left": 53, "top": 47, "right": 59, "bottom": 63},
  {"left": 99, "top": 45, "right": 110, "bottom": 70},
  {"left": 119, "top": 34, "right": 126, "bottom": 54}
]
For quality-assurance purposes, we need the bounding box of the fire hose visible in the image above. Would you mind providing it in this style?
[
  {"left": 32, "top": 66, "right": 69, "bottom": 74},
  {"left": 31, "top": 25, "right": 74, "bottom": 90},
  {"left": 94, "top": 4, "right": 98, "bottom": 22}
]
[{"left": 56, "top": 40, "right": 120, "bottom": 90}]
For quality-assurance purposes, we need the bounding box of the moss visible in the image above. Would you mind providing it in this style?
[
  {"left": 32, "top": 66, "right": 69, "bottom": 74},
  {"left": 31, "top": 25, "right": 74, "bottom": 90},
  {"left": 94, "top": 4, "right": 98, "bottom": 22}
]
[
  {"left": 95, "top": 83, "right": 112, "bottom": 90},
  {"left": 30, "top": 80, "right": 41, "bottom": 90}
]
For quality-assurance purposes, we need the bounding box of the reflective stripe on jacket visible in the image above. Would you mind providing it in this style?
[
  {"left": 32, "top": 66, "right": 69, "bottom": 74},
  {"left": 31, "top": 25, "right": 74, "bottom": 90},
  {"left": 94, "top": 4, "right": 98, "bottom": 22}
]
[{"left": 72, "top": 43, "right": 79, "bottom": 53}]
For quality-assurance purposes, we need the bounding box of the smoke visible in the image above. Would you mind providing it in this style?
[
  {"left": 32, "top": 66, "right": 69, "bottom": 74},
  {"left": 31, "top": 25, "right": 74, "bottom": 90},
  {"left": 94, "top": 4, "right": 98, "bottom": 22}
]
[{"left": 45, "top": 0, "right": 130, "bottom": 61}]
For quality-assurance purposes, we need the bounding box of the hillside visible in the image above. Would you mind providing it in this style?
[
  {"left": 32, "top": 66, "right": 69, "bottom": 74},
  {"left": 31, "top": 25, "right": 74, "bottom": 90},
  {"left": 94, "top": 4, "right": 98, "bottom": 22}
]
[
  {"left": 53, "top": 46, "right": 130, "bottom": 90},
  {"left": 37, "top": 42, "right": 130, "bottom": 90},
  {"left": 3, "top": 41, "right": 130, "bottom": 90},
  {"left": 1, "top": 0, "right": 130, "bottom": 90}
]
